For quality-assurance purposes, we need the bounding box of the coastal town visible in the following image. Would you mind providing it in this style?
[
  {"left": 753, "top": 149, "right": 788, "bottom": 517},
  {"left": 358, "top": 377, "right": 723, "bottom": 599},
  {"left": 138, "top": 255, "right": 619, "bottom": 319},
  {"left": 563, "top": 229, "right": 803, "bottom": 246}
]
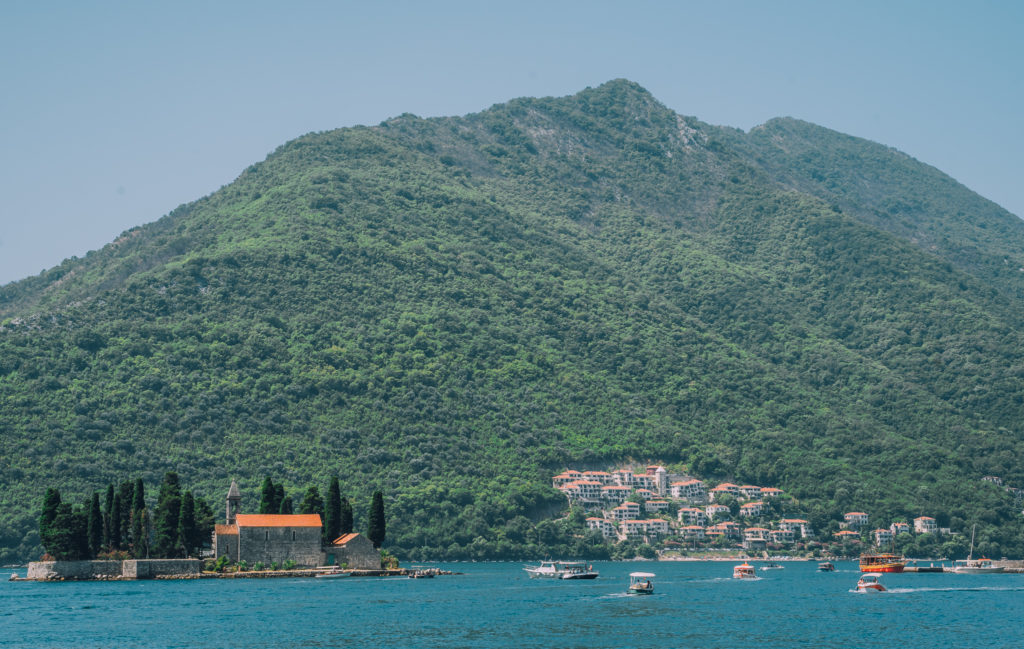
[{"left": 554, "top": 465, "right": 995, "bottom": 554}]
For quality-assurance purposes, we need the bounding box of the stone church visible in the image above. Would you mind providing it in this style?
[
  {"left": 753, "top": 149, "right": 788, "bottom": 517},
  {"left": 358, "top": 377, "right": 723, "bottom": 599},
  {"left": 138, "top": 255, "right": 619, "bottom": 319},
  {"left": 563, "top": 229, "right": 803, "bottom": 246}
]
[{"left": 212, "top": 481, "right": 381, "bottom": 569}]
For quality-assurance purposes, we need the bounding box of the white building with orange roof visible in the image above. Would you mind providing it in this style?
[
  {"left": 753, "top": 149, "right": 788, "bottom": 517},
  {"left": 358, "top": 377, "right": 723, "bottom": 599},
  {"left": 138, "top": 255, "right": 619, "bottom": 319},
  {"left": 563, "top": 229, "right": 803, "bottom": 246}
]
[
  {"left": 709, "top": 483, "right": 740, "bottom": 501},
  {"left": 743, "top": 527, "right": 769, "bottom": 550},
  {"left": 873, "top": 528, "right": 894, "bottom": 547},
  {"left": 779, "top": 519, "right": 812, "bottom": 538},
  {"left": 600, "top": 485, "right": 632, "bottom": 504},
  {"left": 552, "top": 472, "right": 580, "bottom": 488},
  {"left": 645, "top": 500, "right": 669, "bottom": 513},
  {"left": 670, "top": 478, "right": 707, "bottom": 501},
  {"left": 586, "top": 517, "right": 617, "bottom": 539},
  {"left": 739, "top": 501, "right": 764, "bottom": 518},
  {"left": 707, "top": 521, "right": 742, "bottom": 539},
  {"left": 582, "top": 470, "right": 615, "bottom": 485},
  {"left": 678, "top": 507, "right": 708, "bottom": 526},
  {"left": 890, "top": 521, "right": 910, "bottom": 535},
  {"left": 761, "top": 487, "right": 783, "bottom": 498},
  {"left": 739, "top": 485, "right": 763, "bottom": 500},
  {"left": 844, "top": 512, "right": 869, "bottom": 528},
  {"left": 705, "top": 504, "right": 730, "bottom": 519},
  {"left": 834, "top": 530, "right": 861, "bottom": 542},
  {"left": 681, "top": 525, "right": 706, "bottom": 540},
  {"left": 635, "top": 488, "right": 657, "bottom": 500},
  {"left": 610, "top": 502, "right": 642, "bottom": 521},
  {"left": 768, "top": 528, "right": 794, "bottom": 544},
  {"left": 914, "top": 516, "right": 937, "bottom": 534}
]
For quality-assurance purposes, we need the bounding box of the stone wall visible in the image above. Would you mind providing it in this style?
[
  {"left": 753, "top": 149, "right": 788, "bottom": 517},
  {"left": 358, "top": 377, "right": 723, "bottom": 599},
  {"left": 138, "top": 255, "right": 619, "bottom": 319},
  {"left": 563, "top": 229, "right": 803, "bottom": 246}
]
[
  {"left": 123, "top": 559, "right": 203, "bottom": 579},
  {"left": 238, "top": 526, "right": 322, "bottom": 567},
  {"left": 322, "top": 534, "right": 380, "bottom": 570},
  {"left": 27, "top": 560, "right": 124, "bottom": 580}
]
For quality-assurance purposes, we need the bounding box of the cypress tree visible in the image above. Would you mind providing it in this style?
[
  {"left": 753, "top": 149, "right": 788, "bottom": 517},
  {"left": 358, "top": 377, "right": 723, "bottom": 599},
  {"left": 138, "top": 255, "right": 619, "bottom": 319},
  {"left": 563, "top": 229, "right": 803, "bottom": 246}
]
[
  {"left": 279, "top": 496, "right": 294, "bottom": 514},
  {"left": 133, "top": 478, "right": 146, "bottom": 514},
  {"left": 259, "top": 476, "right": 276, "bottom": 514},
  {"left": 48, "top": 503, "right": 89, "bottom": 560},
  {"left": 178, "top": 491, "right": 197, "bottom": 557},
  {"left": 299, "top": 486, "right": 324, "bottom": 518},
  {"left": 367, "top": 490, "right": 386, "bottom": 549},
  {"left": 194, "top": 496, "right": 215, "bottom": 552},
  {"left": 152, "top": 472, "right": 182, "bottom": 558},
  {"left": 102, "top": 483, "right": 114, "bottom": 551},
  {"left": 134, "top": 508, "right": 151, "bottom": 559},
  {"left": 39, "top": 488, "right": 62, "bottom": 556},
  {"left": 110, "top": 492, "right": 122, "bottom": 550},
  {"left": 88, "top": 492, "right": 103, "bottom": 558},
  {"left": 339, "top": 497, "right": 353, "bottom": 535},
  {"left": 118, "top": 481, "right": 133, "bottom": 547},
  {"left": 273, "top": 483, "right": 285, "bottom": 514},
  {"left": 325, "top": 477, "right": 342, "bottom": 543}
]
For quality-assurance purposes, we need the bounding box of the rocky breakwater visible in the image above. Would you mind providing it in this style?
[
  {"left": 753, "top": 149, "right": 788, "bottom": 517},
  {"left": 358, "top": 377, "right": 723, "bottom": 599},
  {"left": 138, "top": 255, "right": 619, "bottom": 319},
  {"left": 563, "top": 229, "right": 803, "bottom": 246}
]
[{"left": 22, "top": 559, "right": 203, "bottom": 581}]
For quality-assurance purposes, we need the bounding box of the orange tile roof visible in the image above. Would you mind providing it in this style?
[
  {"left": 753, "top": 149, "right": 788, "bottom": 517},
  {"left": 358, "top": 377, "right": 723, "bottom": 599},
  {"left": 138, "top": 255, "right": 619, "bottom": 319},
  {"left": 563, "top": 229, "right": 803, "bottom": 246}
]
[
  {"left": 214, "top": 524, "right": 238, "bottom": 536},
  {"left": 330, "top": 532, "right": 362, "bottom": 546},
  {"left": 235, "top": 514, "right": 322, "bottom": 528}
]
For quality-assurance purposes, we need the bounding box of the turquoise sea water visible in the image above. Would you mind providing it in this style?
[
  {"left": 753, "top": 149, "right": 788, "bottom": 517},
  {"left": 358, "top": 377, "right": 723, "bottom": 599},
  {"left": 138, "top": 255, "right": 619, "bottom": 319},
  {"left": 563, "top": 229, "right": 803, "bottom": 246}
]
[{"left": 2, "top": 561, "right": 1023, "bottom": 648}]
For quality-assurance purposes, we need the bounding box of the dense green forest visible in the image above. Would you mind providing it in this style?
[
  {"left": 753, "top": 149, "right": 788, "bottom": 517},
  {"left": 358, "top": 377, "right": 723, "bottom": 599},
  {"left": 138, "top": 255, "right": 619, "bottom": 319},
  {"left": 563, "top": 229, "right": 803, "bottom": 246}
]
[{"left": 2, "top": 80, "right": 1024, "bottom": 563}]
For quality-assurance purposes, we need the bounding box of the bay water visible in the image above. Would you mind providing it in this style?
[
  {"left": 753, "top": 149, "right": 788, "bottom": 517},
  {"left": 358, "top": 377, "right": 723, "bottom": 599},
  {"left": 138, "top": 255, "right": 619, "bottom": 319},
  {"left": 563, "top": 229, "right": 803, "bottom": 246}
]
[{"left": 2, "top": 560, "right": 1022, "bottom": 648}]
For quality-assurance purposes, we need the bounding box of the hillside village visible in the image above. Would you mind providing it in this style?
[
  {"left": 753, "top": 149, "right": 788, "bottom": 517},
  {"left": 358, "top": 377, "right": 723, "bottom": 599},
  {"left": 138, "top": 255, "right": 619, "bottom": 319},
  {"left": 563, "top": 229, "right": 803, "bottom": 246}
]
[{"left": 555, "top": 465, "right": 970, "bottom": 554}]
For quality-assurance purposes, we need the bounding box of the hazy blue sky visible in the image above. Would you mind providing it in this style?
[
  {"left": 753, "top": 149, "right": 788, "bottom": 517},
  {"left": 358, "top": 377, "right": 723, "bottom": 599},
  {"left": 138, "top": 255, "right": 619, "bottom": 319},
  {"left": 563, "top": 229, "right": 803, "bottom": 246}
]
[{"left": 2, "top": 0, "right": 1021, "bottom": 285}]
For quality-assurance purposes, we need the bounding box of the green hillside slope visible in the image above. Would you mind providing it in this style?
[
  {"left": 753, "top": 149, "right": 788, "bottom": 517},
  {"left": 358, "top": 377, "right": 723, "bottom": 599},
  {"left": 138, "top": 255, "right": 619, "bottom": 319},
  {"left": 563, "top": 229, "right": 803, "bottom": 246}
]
[{"left": 2, "top": 80, "right": 1023, "bottom": 562}]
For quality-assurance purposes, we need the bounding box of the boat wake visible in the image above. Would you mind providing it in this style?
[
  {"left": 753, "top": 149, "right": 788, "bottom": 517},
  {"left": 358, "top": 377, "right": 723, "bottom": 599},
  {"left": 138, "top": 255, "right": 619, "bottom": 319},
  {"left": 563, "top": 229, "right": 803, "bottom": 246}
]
[{"left": 884, "top": 585, "right": 1024, "bottom": 594}]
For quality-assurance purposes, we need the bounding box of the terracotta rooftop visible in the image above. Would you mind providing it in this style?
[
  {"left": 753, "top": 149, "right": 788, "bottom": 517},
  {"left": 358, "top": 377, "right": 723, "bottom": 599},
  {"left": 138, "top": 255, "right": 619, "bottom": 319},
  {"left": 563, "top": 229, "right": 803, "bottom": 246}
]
[
  {"left": 214, "top": 524, "right": 238, "bottom": 536},
  {"left": 235, "top": 514, "right": 322, "bottom": 528}
]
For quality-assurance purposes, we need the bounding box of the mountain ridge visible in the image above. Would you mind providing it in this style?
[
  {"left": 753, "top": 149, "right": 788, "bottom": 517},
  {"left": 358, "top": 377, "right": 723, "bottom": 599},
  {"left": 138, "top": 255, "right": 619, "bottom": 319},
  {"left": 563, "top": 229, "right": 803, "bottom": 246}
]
[{"left": 2, "top": 79, "right": 1023, "bottom": 562}]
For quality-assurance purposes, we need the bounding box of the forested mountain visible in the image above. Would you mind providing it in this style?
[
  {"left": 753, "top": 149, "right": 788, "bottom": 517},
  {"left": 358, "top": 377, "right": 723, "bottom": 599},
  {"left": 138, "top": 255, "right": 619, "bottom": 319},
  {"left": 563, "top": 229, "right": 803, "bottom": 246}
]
[{"left": 2, "top": 80, "right": 1023, "bottom": 562}]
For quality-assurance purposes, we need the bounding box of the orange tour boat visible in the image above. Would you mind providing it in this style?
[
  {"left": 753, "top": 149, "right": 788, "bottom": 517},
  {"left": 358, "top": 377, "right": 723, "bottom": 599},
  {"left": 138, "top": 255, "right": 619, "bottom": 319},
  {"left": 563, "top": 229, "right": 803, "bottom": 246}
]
[{"left": 859, "top": 553, "right": 905, "bottom": 573}]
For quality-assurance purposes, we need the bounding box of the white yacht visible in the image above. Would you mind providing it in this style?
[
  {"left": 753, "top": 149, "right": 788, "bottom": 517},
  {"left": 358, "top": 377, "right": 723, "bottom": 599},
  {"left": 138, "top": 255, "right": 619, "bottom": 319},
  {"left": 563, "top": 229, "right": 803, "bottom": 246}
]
[{"left": 523, "top": 561, "right": 598, "bottom": 579}]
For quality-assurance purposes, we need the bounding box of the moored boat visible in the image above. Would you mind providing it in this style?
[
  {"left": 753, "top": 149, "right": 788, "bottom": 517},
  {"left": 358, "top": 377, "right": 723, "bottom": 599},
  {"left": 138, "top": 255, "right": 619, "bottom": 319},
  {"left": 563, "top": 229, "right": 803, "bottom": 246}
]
[
  {"left": 952, "top": 525, "right": 1004, "bottom": 573},
  {"left": 315, "top": 568, "right": 350, "bottom": 579},
  {"left": 859, "top": 553, "right": 905, "bottom": 573},
  {"left": 524, "top": 560, "right": 598, "bottom": 579},
  {"left": 628, "top": 572, "right": 655, "bottom": 594},
  {"left": 855, "top": 573, "right": 886, "bottom": 592},
  {"left": 951, "top": 558, "right": 1004, "bottom": 574},
  {"left": 818, "top": 561, "right": 835, "bottom": 572},
  {"left": 733, "top": 562, "right": 756, "bottom": 579}
]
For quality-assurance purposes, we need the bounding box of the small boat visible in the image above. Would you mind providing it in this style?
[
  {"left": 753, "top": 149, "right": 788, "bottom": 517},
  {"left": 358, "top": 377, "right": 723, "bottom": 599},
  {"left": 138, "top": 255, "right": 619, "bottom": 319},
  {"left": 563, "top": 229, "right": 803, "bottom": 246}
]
[
  {"left": 818, "top": 562, "right": 835, "bottom": 572},
  {"left": 733, "top": 562, "right": 757, "bottom": 579},
  {"left": 409, "top": 570, "right": 435, "bottom": 579},
  {"left": 559, "top": 563, "right": 599, "bottom": 580},
  {"left": 628, "top": 572, "right": 655, "bottom": 595},
  {"left": 855, "top": 573, "right": 886, "bottom": 592},
  {"left": 315, "top": 568, "right": 349, "bottom": 579},
  {"left": 952, "top": 525, "right": 1004, "bottom": 573},
  {"left": 524, "top": 561, "right": 598, "bottom": 579},
  {"left": 859, "top": 553, "right": 905, "bottom": 573},
  {"left": 761, "top": 562, "right": 783, "bottom": 570}
]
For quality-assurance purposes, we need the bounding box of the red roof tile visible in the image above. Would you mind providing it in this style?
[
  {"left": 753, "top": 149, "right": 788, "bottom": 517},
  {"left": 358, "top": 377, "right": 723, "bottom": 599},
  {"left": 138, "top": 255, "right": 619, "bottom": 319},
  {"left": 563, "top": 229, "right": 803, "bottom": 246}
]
[{"left": 235, "top": 514, "right": 322, "bottom": 528}]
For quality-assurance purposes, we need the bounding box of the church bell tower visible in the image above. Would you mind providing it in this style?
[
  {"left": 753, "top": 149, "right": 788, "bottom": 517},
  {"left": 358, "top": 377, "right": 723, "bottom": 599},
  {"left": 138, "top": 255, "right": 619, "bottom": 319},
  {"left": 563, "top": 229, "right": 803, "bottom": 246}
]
[{"left": 226, "top": 480, "right": 241, "bottom": 525}]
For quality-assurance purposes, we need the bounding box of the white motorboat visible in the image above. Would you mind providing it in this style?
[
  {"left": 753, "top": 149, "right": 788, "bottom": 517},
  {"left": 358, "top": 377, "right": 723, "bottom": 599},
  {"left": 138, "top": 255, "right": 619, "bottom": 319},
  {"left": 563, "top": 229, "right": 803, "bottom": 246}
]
[
  {"left": 855, "top": 573, "right": 886, "bottom": 592},
  {"left": 524, "top": 561, "right": 598, "bottom": 579},
  {"left": 628, "top": 572, "right": 655, "bottom": 594}
]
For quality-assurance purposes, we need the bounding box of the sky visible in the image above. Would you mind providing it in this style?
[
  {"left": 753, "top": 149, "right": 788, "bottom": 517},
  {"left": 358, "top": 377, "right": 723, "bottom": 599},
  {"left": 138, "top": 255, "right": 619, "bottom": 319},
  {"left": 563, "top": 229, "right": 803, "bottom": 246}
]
[{"left": 2, "top": 0, "right": 1022, "bottom": 286}]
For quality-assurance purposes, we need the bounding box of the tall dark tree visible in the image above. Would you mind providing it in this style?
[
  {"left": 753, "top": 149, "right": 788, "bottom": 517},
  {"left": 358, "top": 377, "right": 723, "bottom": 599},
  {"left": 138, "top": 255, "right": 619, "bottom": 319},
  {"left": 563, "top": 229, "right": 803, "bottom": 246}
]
[
  {"left": 178, "top": 491, "right": 197, "bottom": 557},
  {"left": 279, "top": 496, "right": 294, "bottom": 514},
  {"left": 133, "top": 508, "right": 151, "bottom": 559},
  {"left": 109, "top": 492, "right": 122, "bottom": 551},
  {"left": 325, "top": 477, "right": 342, "bottom": 542},
  {"left": 194, "top": 496, "right": 216, "bottom": 551},
  {"left": 118, "top": 481, "right": 133, "bottom": 548},
  {"left": 367, "top": 490, "right": 386, "bottom": 549},
  {"left": 274, "top": 483, "right": 286, "bottom": 514},
  {"left": 339, "top": 497, "right": 354, "bottom": 535},
  {"left": 132, "top": 478, "right": 146, "bottom": 515},
  {"left": 47, "top": 503, "right": 89, "bottom": 561},
  {"left": 102, "top": 483, "right": 115, "bottom": 551},
  {"left": 152, "top": 472, "right": 182, "bottom": 558},
  {"left": 299, "top": 486, "right": 324, "bottom": 519},
  {"left": 259, "top": 476, "right": 276, "bottom": 514},
  {"left": 39, "top": 488, "right": 62, "bottom": 556},
  {"left": 87, "top": 492, "right": 103, "bottom": 558}
]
